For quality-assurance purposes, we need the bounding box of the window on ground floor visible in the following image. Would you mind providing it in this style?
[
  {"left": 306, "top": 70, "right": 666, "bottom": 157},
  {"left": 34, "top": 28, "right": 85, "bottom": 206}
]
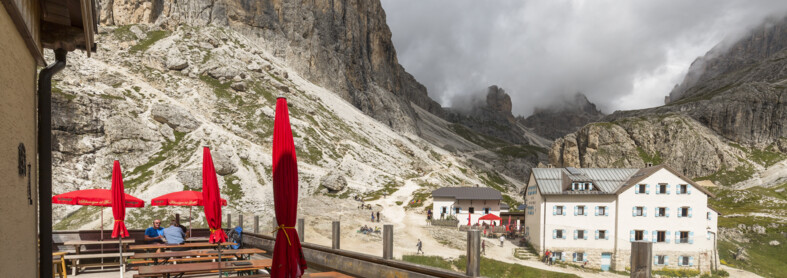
[
  {"left": 455, "top": 207, "right": 460, "bottom": 214},
  {"left": 573, "top": 252, "right": 585, "bottom": 262},
  {"left": 556, "top": 230, "right": 563, "bottom": 239},
  {"left": 655, "top": 255, "right": 667, "bottom": 265},
  {"left": 552, "top": 252, "right": 563, "bottom": 261},
  {"left": 469, "top": 207, "right": 475, "bottom": 214},
  {"left": 598, "top": 230, "right": 606, "bottom": 239},
  {"left": 577, "top": 230, "right": 585, "bottom": 239},
  {"left": 635, "top": 230, "right": 644, "bottom": 241},
  {"left": 484, "top": 207, "right": 490, "bottom": 214}
]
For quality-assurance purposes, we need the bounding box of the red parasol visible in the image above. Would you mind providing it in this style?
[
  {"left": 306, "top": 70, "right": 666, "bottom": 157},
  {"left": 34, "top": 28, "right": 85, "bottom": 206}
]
[
  {"left": 110, "top": 160, "right": 128, "bottom": 278},
  {"left": 506, "top": 215, "right": 512, "bottom": 232},
  {"left": 152, "top": 191, "right": 227, "bottom": 235},
  {"left": 111, "top": 161, "right": 129, "bottom": 238},
  {"left": 271, "top": 97, "right": 307, "bottom": 277},
  {"left": 53, "top": 188, "right": 144, "bottom": 240},
  {"left": 202, "top": 147, "right": 228, "bottom": 244},
  {"left": 478, "top": 213, "right": 502, "bottom": 221}
]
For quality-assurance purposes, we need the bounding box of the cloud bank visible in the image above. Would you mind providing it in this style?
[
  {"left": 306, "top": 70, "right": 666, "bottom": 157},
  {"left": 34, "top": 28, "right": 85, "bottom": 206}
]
[{"left": 380, "top": 0, "right": 787, "bottom": 115}]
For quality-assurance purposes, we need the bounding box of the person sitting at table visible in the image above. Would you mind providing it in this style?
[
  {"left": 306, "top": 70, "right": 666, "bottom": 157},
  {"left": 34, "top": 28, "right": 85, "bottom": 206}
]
[
  {"left": 144, "top": 219, "right": 165, "bottom": 243},
  {"left": 162, "top": 220, "right": 188, "bottom": 251}
]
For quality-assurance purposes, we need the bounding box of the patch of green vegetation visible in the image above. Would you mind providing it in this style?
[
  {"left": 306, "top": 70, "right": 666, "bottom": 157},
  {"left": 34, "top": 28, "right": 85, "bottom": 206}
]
[
  {"left": 449, "top": 124, "right": 509, "bottom": 149},
  {"left": 708, "top": 184, "right": 787, "bottom": 278},
  {"left": 458, "top": 167, "right": 468, "bottom": 175},
  {"left": 52, "top": 81, "right": 76, "bottom": 102},
  {"left": 53, "top": 206, "right": 102, "bottom": 230},
  {"left": 202, "top": 52, "right": 213, "bottom": 64},
  {"left": 221, "top": 175, "right": 244, "bottom": 202},
  {"left": 112, "top": 25, "right": 137, "bottom": 41},
  {"left": 125, "top": 131, "right": 186, "bottom": 189},
  {"left": 132, "top": 86, "right": 141, "bottom": 92},
  {"left": 395, "top": 201, "right": 403, "bottom": 206},
  {"left": 695, "top": 163, "right": 755, "bottom": 186},
  {"left": 495, "top": 144, "right": 546, "bottom": 159},
  {"left": 453, "top": 255, "right": 580, "bottom": 278},
  {"left": 199, "top": 75, "right": 233, "bottom": 99},
  {"left": 268, "top": 72, "right": 285, "bottom": 83},
  {"left": 636, "top": 146, "right": 663, "bottom": 165},
  {"left": 407, "top": 189, "right": 432, "bottom": 208},
  {"left": 251, "top": 83, "right": 276, "bottom": 103},
  {"left": 112, "top": 82, "right": 123, "bottom": 88},
  {"left": 652, "top": 268, "right": 701, "bottom": 277},
  {"left": 130, "top": 30, "right": 170, "bottom": 53},
  {"left": 429, "top": 150, "right": 442, "bottom": 161},
  {"left": 99, "top": 94, "right": 125, "bottom": 101},
  {"left": 748, "top": 146, "right": 786, "bottom": 168},
  {"left": 363, "top": 180, "right": 401, "bottom": 201},
  {"left": 299, "top": 139, "right": 323, "bottom": 165}
]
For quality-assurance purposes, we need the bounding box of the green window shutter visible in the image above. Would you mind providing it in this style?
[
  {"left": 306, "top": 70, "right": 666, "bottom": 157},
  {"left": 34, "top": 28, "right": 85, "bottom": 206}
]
[
  {"left": 595, "top": 206, "right": 599, "bottom": 216},
  {"left": 665, "top": 255, "right": 669, "bottom": 265},
  {"left": 678, "top": 256, "right": 683, "bottom": 266},
  {"left": 553, "top": 205, "right": 556, "bottom": 216},
  {"left": 689, "top": 256, "right": 694, "bottom": 266},
  {"left": 652, "top": 230, "right": 657, "bottom": 243},
  {"left": 583, "top": 253, "right": 588, "bottom": 262},
  {"left": 674, "top": 231, "right": 679, "bottom": 243},
  {"left": 643, "top": 230, "right": 649, "bottom": 242},
  {"left": 653, "top": 255, "right": 658, "bottom": 265},
  {"left": 690, "top": 231, "right": 694, "bottom": 244},
  {"left": 646, "top": 184, "right": 650, "bottom": 194},
  {"left": 552, "top": 229, "right": 556, "bottom": 239},
  {"left": 574, "top": 206, "right": 577, "bottom": 216},
  {"left": 630, "top": 230, "right": 634, "bottom": 242},
  {"left": 677, "top": 207, "right": 682, "bottom": 218},
  {"left": 563, "top": 208, "right": 566, "bottom": 216},
  {"left": 687, "top": 184, "right": 692, "bottom": 194},
  {"left": 573, "top": 253, "right": 577, "bottom": 262},
  {"left": 643, "top": 206, "right": 647, "bottom": 217},
  {"left": 573, "top": 230, "right": 577, "bottom": 240},
  {"left": 666, "top": 184, "right": 670, "bottom": 194},
  {"left": 595, "top": 230, "right": 599, "bottom": 240},
  {"left": 689, "top": 207, "right": 693, "bottom": 218},
  {"left": 605, "top": 208, "right": 609, "bottom": 216},
  {"left": 666, "top": 231, "right": 670, "bottom": 243},
  {"left": 632, "top": 206, "right": 636, "bottom": 217},
  {"left": 666, "top": 207, "right": 670, "bottom": 217}
]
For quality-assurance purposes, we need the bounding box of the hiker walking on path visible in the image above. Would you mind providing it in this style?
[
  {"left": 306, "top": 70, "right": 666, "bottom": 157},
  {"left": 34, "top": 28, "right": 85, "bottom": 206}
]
[
  {"left": 499, "top": 235, "right": 505, "bottom": 247},
  {"left": 544, "top": 250, "right": 550, "bottom": 264},
  {"left": 376, "top": 211, "right": 380, "bottom": 222},
  {"left": 481, "top": 240, "right": 486, "bottom": 255},
  {"left": 416, "top": 239, "right": 424, "bottom": 255},
  {"left": 371, "top": 212, "right": 375, "bottom": 222}
]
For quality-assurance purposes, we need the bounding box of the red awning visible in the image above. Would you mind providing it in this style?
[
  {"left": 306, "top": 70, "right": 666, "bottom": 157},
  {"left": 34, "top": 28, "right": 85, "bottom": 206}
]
[
  {"left": 478, "top": 213, "right": 502, "bottom": 221},
  {"left": 52, "top": 189, "right": 144, "bottom": 207},
  {"left": 151, "top": 191, "right": 227, "bottom": 206}
]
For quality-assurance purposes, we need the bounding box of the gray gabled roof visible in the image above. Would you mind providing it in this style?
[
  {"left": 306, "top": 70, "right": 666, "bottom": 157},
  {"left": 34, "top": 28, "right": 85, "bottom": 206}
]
[
  {"left": 431, "top": 187, "right": 502, "bottom": 200},
  {"left": 531, "top": 168, "right": 639, "bottom": 195}
]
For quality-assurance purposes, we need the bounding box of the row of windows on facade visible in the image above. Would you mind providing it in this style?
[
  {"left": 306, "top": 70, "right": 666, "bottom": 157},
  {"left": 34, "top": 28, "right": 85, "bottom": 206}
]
[
  {"left": 547, "top": 252, "right": 695, "bottom": 267},
  {"left": 551, "top": 229, "right": 705, "bottom": 244},
  {"left": 569, "top": 182, "right": 594, "bottom": 191},
  {"left": 441, "top": 207, "right": 492, "bottom": 214},
  {"left": 635, "top": 183, "right": 692, "bottom": 194},
  {"left": 551, "top": 205, "right": 712, "bottom": 220}
]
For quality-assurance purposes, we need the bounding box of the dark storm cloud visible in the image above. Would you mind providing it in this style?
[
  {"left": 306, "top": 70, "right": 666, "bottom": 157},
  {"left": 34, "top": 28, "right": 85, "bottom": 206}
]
[{"left": 380, "top": 0, "right": 787, "bottom": 115}]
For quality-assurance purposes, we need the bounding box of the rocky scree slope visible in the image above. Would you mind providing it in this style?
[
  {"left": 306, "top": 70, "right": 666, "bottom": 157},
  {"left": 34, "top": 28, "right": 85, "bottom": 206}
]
[
  {"left": 550, "top": 16, "right": 787, "bottom": 186},
  {"left": 97, "top": 0, "right": 444, "bottom": 134},
  {"left": 50, "top": 24, "right": 523, "bottom": 230}
]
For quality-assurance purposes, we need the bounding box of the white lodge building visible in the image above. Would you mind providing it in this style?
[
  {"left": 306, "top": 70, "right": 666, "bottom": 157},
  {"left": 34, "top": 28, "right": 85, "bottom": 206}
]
[
  {"left": 432, "top": 187, "right": 503, "bottom": 224},
  {"left": 524, "top": 165, "right": 719, "bottom": 273}
]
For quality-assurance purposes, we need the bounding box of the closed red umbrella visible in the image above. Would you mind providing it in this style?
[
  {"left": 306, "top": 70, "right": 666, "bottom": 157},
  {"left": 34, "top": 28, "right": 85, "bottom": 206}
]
[
  {"left": 151, "top": 191, "right": 227, "bottom": 235},
  {"left": 202, "top": 147, "right": 228, "bottom": 244},
  {"left": 271, "top": 97, "right": 307, "bottom": 277},
  {"left": 507, "top": 215, "right": 512, "bottom": 232},
  {"left": 110, "top": 160, "right": 128, "bottom": 278}
]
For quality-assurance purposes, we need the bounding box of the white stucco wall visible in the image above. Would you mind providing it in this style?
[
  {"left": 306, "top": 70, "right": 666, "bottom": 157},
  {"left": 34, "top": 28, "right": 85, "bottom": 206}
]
[
  {"left": 432, "top": 196, "right": 500, "bottom": 224},
  {"left": 615, "top": 168, "right": 717, "bottom": 271},
  {"left": 524, "top": 174, "right": 543, "bottom": 251},
  {"left": 543, "top": 195, "right": 617, "bottom": 251}
]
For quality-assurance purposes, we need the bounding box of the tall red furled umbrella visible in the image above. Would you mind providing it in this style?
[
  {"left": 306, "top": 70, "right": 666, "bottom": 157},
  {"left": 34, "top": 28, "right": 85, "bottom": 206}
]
[
  {"left": 202, "top": 146, "right": 227, "bottom": 277},
  {"left": 507, "top": 215, "right": 512, "bottom": 232},
  {"left": 271, "top": 97, "right": 307, "bottom": 277},
  {"left": 110, "top": 160, "right": 129, "bottom": 278}
]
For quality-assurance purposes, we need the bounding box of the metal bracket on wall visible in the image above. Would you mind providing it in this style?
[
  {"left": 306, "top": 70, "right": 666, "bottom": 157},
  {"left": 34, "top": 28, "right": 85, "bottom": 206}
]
[
  {"left": 18, "top": 143, "right": 26, "bottom": 176},
  {"left": 27, "top": 164, "right": 33, "bottom": 205}
]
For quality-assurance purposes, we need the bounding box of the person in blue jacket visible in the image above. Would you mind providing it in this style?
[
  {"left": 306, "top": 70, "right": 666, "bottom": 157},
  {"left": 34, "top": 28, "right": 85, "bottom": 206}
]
[{"left": 144, "top": 219, "right": 165, "bottom": 243}]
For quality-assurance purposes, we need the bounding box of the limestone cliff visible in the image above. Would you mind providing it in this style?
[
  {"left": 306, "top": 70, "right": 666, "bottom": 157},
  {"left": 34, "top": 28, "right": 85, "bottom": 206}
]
[
  {"left": 97, "top": 0, "right": 443, "bottom": 134},
  {"left": 550, "top": 16, "right": 787, "bottom": 186},
  {"left": 521, "top": 93, "right": 605, "bottom": 140}
]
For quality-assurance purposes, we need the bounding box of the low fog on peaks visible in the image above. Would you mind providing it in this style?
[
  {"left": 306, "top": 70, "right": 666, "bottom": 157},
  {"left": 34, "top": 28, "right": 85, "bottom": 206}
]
[{"left": 381, "top": 0, "right": 787, "bottom": 116}]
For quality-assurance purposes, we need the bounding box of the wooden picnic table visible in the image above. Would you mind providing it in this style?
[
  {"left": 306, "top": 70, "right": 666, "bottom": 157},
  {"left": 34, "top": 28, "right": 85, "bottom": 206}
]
[
  {"left": 63, "top": 239, "right": 136, "bottom": 254},
  {"left": 303, "top": 271, "right": 354, "bottom": 277},
  {"left": 184, "top": 236, "right": 209, "bottom": 242},
  {"left": 129, "top": 241, "right": 236, "bottom": 251},
  {"left": 137, "top": 259, "right": 272, "bottom": 278},
  {"left": 131, "top": 248, "right": 266, "bottom": 264},
  {"left": 64, "top": 252, "right": 135, "bottom": 276}
]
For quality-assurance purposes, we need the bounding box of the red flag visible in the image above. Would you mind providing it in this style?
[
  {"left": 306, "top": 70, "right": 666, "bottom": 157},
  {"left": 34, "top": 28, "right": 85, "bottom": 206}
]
[
  {"left": 111, "top": 160, "right": 129, "bottom": 238},
  {"left": 202, "top": 147, "right": 228, "bottom": 243},
  {"left": 271, "top": 98, "right": 307, "bottom": 277}
]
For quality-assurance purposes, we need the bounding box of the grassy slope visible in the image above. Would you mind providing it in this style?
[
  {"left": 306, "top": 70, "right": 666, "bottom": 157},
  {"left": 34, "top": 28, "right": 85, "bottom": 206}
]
[{"left": 708, "top": 184, "right": 787, "bottom": 278}]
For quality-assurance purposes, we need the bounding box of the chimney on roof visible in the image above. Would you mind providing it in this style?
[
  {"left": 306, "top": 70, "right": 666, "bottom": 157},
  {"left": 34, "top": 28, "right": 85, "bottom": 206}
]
[
  {"left": 476, "top": 184, "right": 479, "bottom": 187},
  {"left": 547, "top": 164, "right": 553, "bottom": 168},
  {"left": 646, "top": 163, "right": 653, "bottom": 167}
]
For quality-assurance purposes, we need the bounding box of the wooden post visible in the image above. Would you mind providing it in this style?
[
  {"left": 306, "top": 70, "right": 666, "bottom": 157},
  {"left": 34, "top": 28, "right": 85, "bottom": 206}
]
[
  {"left": 297, "top": 218, "right": 305, "bottom": 242},
  {"left": 466, "top": 229, "right": 481, "bottom": 277},
  {"left": 239, "top": 214, "right": 244, "bottom": 230},
  {"left": 630, "top": 241, "right": 652, "bottom": 278},
  {"left": 227, "top": 213, "right": 232, "bottom": 228},
  {"left": 383, "top": 225, "right": 393, "bottom": 259},
  {"left": 332, "top": 221, "right": 340, "bottom": 249},
  {"left": 254, "top": 216, "right": 260, "bottom": 234}
]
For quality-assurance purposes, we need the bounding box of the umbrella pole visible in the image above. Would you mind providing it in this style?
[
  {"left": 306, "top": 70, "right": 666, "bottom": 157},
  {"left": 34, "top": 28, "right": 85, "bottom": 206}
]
[
  {"left": 119, "top": 236, "right": 124, "bottom": 278},
  {"left": 189, "top": 206, "right": 192, "bottom": 237},
  {"left": 217, "top": 242, "right": 222, "bottom": 278}
]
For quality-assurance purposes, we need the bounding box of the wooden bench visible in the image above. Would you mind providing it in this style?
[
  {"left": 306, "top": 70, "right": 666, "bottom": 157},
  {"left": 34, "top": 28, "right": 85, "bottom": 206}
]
[{"left": 64, "top": 252, "right": 134, "bottom": 276}]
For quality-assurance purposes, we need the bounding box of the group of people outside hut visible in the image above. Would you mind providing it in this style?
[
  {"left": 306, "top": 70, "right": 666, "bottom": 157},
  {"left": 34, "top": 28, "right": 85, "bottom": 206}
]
[{"left": 144, "top": 219, "right": 190, "bottom": 250}]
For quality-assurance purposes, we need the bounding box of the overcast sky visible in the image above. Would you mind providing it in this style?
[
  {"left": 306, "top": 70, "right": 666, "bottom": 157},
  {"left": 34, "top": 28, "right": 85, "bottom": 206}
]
[{"left": 380, "top": 0, "right": 787, "bottom": 116}]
